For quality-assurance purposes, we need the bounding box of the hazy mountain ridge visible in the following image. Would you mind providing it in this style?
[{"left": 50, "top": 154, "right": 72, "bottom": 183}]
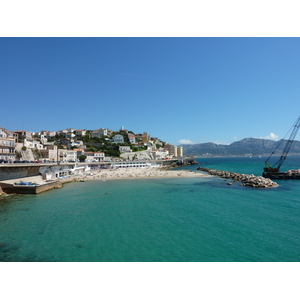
[{"left": 180, "top": 138, "right": 300, "bottom": 156}]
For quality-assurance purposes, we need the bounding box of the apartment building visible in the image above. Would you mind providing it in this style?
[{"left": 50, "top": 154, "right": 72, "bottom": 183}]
[
  {"left": 58, "top": 149, "right": 77, "bottom": 162},
  {"left": 164, "top": 143, "right": 175, "bottom": 157},
  {"left": 40, "top": 145, "right": 58, "bottom": 162},
  {"left": 176, "top": 146, "right": 183, "bottom": 157},
  {"left": 0, "top": 127, "right": 18, "bottom": 162},
  {"left": 92, "top": 128, "right": 109, "bottom": 139},
  {"left": 83, "top": 151, "right": 105, "bottom": 162}
]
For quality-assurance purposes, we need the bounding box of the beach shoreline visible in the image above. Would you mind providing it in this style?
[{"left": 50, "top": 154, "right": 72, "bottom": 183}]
[
  {"left": 0, "top": 168, "right": 211, "bottom": 195},
  {"left": 75, "top": 167, "right": 211, "bottom": 181}
]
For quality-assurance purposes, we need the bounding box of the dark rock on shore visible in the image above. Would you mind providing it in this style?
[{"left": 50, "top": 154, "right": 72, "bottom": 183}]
[
  {"left": 197, "top": 166, "right": 278, "bottom": 188},
  {"left": 176, "top": 158, "right": 199, "bottom": 167},
  {"left": 164, "top": 158, "right": 198, "bottom": 170}
]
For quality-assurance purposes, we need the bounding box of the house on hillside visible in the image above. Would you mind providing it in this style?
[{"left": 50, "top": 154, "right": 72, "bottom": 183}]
[
  {"left": 119, "top": 146, "right": 131, "bottom": 153},
  {"left": 0, "top": 127, "right": 18, "bottom": 162},
  {"left": 41, "top": 130, "right": 56, "bottom": 138},
  {"left": 14, "top": 130, "right": 33, "bottom": 141},
  {"left": 92, "top": 128, "right": 110, "bottom": 139},
  {"left": 112, "top": 134, "right": 124, "bottom": 144},
  {"left": 128, "top": 135, "right": 136, "bottom": 144},
  {"left": 75, "top": 129, "right": 86, "bottom": 137}
]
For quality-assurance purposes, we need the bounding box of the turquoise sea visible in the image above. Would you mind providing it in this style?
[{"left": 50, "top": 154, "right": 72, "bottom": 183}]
[{"left": 1, "top": 156, "right": 300, "bottom": 262}]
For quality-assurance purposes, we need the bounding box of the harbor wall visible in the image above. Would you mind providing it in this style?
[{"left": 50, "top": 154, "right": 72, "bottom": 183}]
[
  {"left": 0, "top": 166, "right": 41, "bottom": 181},
  {"left": 0, "top": 181, "right": 63, "bottom": 194}
]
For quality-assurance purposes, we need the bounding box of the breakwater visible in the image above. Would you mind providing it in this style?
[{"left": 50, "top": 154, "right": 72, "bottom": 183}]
[{"left": 197, "top": 166, "right": 278, "bottom": 188}]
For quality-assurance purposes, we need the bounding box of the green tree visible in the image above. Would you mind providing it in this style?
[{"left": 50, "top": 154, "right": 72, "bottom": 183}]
[{"left": 79, "top": 155, "right": 87, "bottom": 162}]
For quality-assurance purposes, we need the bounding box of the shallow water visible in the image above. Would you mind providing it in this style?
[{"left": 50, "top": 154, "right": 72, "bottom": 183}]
[{"left": 0, "top": 156, "right": 300, "bottom": 261}]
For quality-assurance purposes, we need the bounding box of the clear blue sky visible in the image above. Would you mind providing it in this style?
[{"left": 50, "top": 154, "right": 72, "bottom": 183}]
[{"left": 1, "top": 37, "right": 300, "bottom": 145}]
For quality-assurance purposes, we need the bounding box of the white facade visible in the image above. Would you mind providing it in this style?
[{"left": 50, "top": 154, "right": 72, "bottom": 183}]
[
  {"left": 92, "top": 128, "right": 108, "bottom": 138},
  {"left": 58, "top": 149, "right": 77, "bottom": 162},
  {"left": 75, "top": 130, "right": 86, "bottom": 137},
  {"left": 71, "top": 141, "right": 84, "bottom": 148},
  {"left": 41, "top": 130, "right": 56, "bottom": 137},
  {"left": 111, "top": 161, "right": 153, "bottom": 169},
  {"left": 84, "top": 151, "right": 105, "bottom": 162},
  {"left": 119, "top": 146, "right": 131, "bottom": 153},
  {"left": 129, "top": 135, "right": 136, "bottom": 143},
  {"left": 112, "top": 134, "right": 124, "bottom": 144},
  {"left": 0, "top": 127, "right": 17, "bottom": 161},
  {"left": 23, "top": 138, "right": 44, "bottom": 150},
  {"left": 57, "top": 129, "right": 68, "bottom": 136},
  {"left": 94, "top": 152, "right": 105, "bottom": 162},
  {"left": 152, "top": 149, "right": 169, "bottom": 160}
]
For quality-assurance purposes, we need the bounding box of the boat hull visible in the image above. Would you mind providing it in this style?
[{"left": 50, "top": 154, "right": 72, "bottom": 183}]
[{"left": 262, "top": 172, "right": 300, "bottom": 179}]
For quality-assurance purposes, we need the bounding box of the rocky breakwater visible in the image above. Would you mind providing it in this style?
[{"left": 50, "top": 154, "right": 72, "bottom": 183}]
[
  {"left": 167, "top": 158, "right": 199, "bottom": 170},
  {"left": 197, "top": 167, "right": 278, "bottom": 188}
]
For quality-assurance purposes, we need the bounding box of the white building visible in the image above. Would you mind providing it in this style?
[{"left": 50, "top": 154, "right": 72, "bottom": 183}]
[
  {"left": 119, "top": 146, "right": 131, "bottom": 153},
  {"left": 83, "top": 151, "right": 105, "bottom": 162},
  {"left": 41, "top": 130, "right": 56, "bottom": 138},
  {"left": 128, "top": 135, "right": 136, "bottom": 144},
  {"left": 152, "top": 149, "right": 169, "bottom": 160},
  {"left": 111, "top": 161, "right": 154, "bottom": 169},
  {"left": 92, "top": 128, "right": 108, "bottom": 139},
  {"left": 112, "top": 134, "right": 124, "bottom": 144},
  {"left": 75, "top": 129, "right": 87, "bottom": 137},
  {"left": 94, "top": 152, "right": 105, "bottom": 162},
  {"left": 23, "top": 138, "right": 44, "bottom": 150},
  {"left": 0, "top": 127, "right": 17, "bottom": 162},
  {"left": 58, "top": 149, "right": 77, "bottom": 162},
  {"left": 71, "top": 140, "right": 84, "bottom": 148}
]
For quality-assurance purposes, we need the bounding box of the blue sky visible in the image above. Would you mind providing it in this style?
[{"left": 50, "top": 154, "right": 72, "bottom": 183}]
[{"left": 1, "top": 37, "right": 300, "bottom": 145}]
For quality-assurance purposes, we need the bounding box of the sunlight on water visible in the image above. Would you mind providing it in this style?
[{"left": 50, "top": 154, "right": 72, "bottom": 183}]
[{"left": 1, "top": 157, "right": 300, "bottom": 262}]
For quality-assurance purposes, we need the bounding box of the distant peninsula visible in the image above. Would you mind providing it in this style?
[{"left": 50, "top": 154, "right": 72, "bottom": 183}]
[{"left": 179, "top": 138, "right": 300, "bottom": 157}]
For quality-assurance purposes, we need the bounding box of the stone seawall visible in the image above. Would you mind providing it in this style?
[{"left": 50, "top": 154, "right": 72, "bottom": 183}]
[
  {"left": 0, "top": 180, "right": 63, "bottom": 194},
  {"left": 0, "top": 166, "right": 41, "bottom": 181},
  {"left": 197, "top": 167, "right": 278, "bottom": 188}
]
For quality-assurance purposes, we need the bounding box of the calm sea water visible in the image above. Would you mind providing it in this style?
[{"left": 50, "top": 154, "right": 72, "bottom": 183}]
[{"left": 1, "top": 156, "right": 300, "bottom": 262}]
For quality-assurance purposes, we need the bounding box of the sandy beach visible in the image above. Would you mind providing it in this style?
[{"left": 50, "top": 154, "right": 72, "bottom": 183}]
[
  {"left": 77, "top": 167, "right": 210, "bottom": 181},
  {"left": 0, "top": 168, "right": 211, "bottom": 194}
]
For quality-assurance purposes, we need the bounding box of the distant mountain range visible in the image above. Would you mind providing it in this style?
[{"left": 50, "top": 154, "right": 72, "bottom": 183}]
[{"left": 180, "top": 138, "right": 300, "bottom": 157}]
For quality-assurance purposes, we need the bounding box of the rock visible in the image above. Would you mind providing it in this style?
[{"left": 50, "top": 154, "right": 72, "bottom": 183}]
[{"left": 197, "top": 166, "right": 278, "bottom": 188}]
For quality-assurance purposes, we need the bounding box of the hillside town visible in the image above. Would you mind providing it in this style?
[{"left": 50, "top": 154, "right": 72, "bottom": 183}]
[{"left": 0, "top": 126, "right": 183, "bottom": 163}]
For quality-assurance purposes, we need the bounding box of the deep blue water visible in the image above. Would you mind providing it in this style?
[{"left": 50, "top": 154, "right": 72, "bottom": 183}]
[{"left": 0, "top": 156, "right": 300, "bottom": 262}]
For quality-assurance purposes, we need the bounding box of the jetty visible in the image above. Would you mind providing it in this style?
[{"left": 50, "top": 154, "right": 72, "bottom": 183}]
[
  {"left": 197, "top": 166, "right": 278, "bottom": 188},
  {"left": 0, "top": 175, "right": 65, "bottom": 194}
]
